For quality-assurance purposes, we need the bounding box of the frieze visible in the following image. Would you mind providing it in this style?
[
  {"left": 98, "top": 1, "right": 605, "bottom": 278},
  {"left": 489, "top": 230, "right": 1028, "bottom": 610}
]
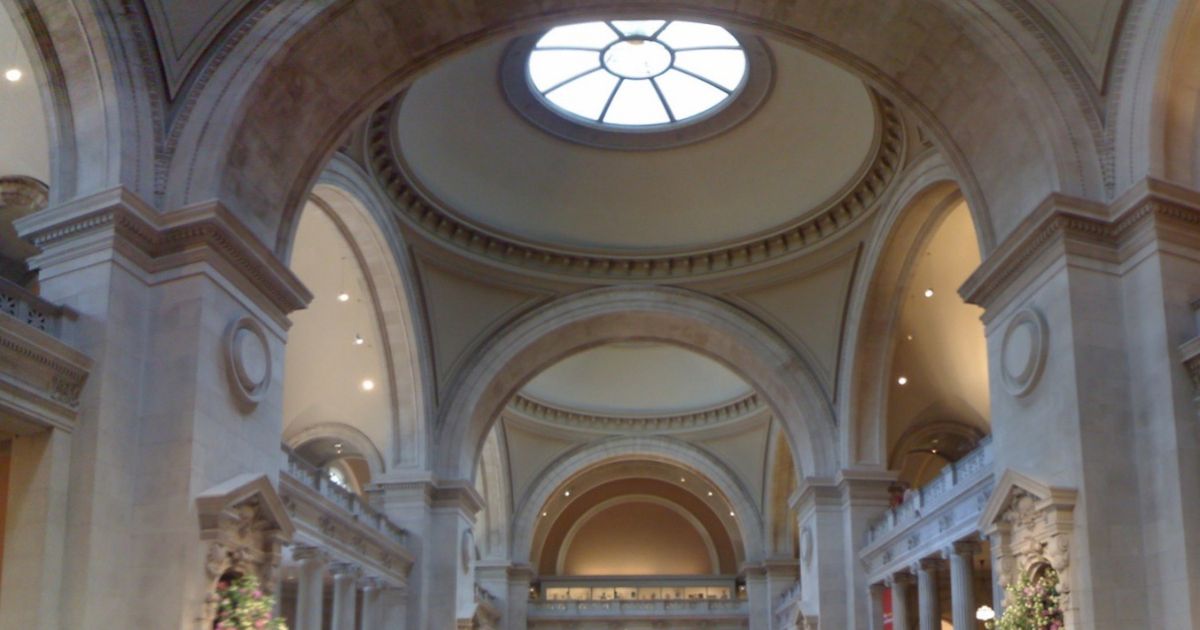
[{"left": 508, "top": 392, "right": 763, "bottom": 434}]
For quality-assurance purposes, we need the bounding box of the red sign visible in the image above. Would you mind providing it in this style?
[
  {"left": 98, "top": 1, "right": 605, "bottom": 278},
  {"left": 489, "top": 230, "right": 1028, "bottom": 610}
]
[{"left": 882, "top": 588, "right": 894, "bottom": 630}]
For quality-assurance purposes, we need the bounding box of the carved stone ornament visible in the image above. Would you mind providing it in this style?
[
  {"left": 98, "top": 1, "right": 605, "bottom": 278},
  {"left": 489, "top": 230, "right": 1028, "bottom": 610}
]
[
  {"left": 461, "top": 528, "right": 475, "bottom": 575},
  {"left": 979, "top": 470, "right": 1076, "bottom": 624},
  {"left": 1000, "top": 307, "right": 1048, "bottom": 397},
  {"left": 799, "top": 525, "right": 815, "bottom": 567},
  {"left": 224, "top": 316, "right": 271, "bottom": 411},
  {"left": 195, "top": 474, "right": 295, "bottom": 629}
]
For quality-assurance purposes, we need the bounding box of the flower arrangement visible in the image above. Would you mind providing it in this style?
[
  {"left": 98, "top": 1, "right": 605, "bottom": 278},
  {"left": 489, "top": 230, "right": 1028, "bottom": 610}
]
[
  {"left": 985, "top": 567, "right": 1064, "bottom": 630},
  {"left": 214, "top": 575, "right": 287, "bottom": 630}
]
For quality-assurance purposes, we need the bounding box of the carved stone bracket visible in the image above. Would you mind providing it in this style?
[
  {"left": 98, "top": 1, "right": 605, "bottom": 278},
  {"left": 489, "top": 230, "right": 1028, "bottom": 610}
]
[
  {"left": 195, "top": 474, "right": 295, "bottom": 627},
  {"left": 979, "top": 470, "right": 1076, "bottom": 622}
]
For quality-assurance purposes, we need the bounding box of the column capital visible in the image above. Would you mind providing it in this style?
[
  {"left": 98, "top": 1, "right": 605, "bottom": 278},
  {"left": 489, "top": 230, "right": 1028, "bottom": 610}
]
[
  {"left": 944, "top": 540, "right": 981, "bottom": 559},
  {"left": 889, "top": 571, "right": 915, "bottom": 587},
  {"left": 292, "top": 543, "right": 329, "bottom": 565},
  {"left": 359, "top": 576, "right": 383, "bottom": 591},
  {"left": 329, "top": 562, "right": 361, "bottom": 579},
  {"left": 915, "top": 557, "right": 942, "bottom": 572}
]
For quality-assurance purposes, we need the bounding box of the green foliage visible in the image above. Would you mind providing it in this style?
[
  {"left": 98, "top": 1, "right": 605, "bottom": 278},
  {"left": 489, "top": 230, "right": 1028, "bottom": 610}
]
[
  {"left": 214, "top": 575, "right": 287, "bottom": 630},
  {"left": 985, "top": 568, "right": 1063, "bottom": 630}
]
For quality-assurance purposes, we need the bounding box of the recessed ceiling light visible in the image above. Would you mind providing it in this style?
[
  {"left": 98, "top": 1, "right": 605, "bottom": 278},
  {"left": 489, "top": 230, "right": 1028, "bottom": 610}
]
[
  {"left": 337, "top": 292, "right": 350, "bottom": 302},
  {"left": 906, "top": 334, "right": 914, "bottom": 341},
  {"left": 897, "top": 376, "right": 909, "bottom": 386},
  {"left": 729, "top": 511, "right": 735, "bottom": 517},
  {"left": 923, "top": 289, "right": 934, "bottom": 298},
  {"left": 707, "top": 491, "right": 714, "bottom": 497},
  {"left": 564, "top": 490, "right": 571, "bottom": 497},
  {"left": 361, "top": 379, "right": 375, "bottom": 391},
  {"left": 541, "top": 511, "right": 548, "bottom": 517},
  {"left": 680, "top": 477, "right": 686, "bottom": 483},
  {"left": 354, "top": 334, "right": 364, "bottom": 345},
  {"left": 4, "top": 68, "right": 21, "bottom": 82}
]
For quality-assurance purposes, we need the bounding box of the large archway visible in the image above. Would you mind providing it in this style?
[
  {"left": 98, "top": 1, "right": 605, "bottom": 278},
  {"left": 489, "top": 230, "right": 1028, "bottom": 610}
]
[{"left": 433, "top": 286, "right": 837, "bottom": 485}]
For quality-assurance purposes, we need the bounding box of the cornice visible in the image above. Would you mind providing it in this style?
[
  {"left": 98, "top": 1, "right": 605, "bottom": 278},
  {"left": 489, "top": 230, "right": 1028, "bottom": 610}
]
[
  {"left": 0, "top": 313, "right": 91, "bottom": 431},
  {"left": 15, "top": 187, "right": 312, "bottom": 320},
  {"left": 366, "top": 90, "right": 905, "bottom": 280},
  {"left": 507, "top": 391, "right": 763, "bottom": 434},
  {"left": 0, "top": 175, "right": 49, "bottom": 209},
  {"left": 960, "top": 180, "right": 1200, "bottom": 315}
]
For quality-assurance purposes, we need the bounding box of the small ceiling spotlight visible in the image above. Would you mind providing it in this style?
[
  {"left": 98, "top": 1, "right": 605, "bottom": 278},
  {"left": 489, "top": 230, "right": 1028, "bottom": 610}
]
[
  {"left": 923, "top": 288, "right": 934, "bottom": 298},
  {"left": 563, "top": 490, "right": 571, "bottom": 497},
  {"left": 906, "top": 334, "right": 914, "bottom": 341},
  {"left": 680, "top": 477, "right": 687, "bottom": 483},
  {"left": 354, "top": 334, "right": 365, "bottom": 346},
  {"left": 4, "top": 68, "right": 21, "bottom": 82},
  {"left": 729, "top": 511, "right": 736, "bottom": 517},
  {"left": 897, "top": 376, "right": 909, "bottom": 386},
  {"left": 360, "top": 378, "right": 376, "bottom": 391},
  {"left": 337, "top": 292, "right": 350, "bottom": 302},
  {"left": 707, "top": 491, "right": 714, "bottom": 497},
  {"left": 541, "top": 511, "right": 548, "bottom": 517},
  {"left": 334, "top": 442, "right": 343, "bottom": 452}
]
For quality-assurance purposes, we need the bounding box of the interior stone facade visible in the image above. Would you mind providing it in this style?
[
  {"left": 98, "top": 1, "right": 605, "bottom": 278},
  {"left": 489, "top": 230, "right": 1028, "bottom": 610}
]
[{"left": 0, "top": 1, "right": 1199, "bottom": 629}]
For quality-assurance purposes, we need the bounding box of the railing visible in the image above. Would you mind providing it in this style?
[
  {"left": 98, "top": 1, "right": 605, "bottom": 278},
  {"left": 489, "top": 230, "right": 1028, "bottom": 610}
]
[
  {"left": 864, "top": 435, "right": 993, "bottom": 546},
  {"left": 281, "top": 446, "right": 408, "bottom": 545},
  {"left": 0, "top": 277, "right": 70, "bottom": 337},
  {"left": 528, "top": 599, "right": 748, "bottom": 618}
]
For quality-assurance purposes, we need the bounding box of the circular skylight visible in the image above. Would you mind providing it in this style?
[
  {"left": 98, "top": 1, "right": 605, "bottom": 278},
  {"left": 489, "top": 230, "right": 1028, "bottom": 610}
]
[{"left": 527, "top": 20, "right": 748, "bottom": 127}]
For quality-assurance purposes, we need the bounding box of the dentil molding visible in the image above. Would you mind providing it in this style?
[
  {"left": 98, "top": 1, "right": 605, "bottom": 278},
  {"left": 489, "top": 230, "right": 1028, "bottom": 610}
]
[
  {"left": 366, "top": 90, "right": 905, "bottom": 280},
  {"left": 507, "top": 391, "right": 763, "bottom": 434}
]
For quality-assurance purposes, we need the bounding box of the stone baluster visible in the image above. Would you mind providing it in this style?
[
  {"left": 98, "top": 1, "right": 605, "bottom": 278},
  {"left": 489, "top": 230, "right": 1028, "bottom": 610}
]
[
  {"left": 330, "top": 562, "right": 361, "bottom": 630},
  {"left": 891, "top": 572, "right": 914, "bottom": 630},
  {"left": 947, "top": 541, "right": 980, "bottom": 630},
  {"left": 293, "top": 545, "right": 328, "bottom": 630},
  {"left": 917, "top": 558, "right": 941, "bottom": 630}
]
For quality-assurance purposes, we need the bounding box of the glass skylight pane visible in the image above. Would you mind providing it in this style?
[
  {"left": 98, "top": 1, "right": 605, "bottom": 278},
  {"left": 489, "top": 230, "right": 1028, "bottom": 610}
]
[
  {"left": 674, "top": 49, "right": 747, "bottom": 90},
  {"left": 529, "top": 50, "right": 602, "bottom": 92},
  {"left": 603, "top": 79, "right": 670, "bottom": 125},
  {"left": 658, "top": 21, "right": 739, "bottom": 49},
  {"left": 536, "top": 22, "right": 621, "bottom": 49},
  {"left": 543, "top": 69, "right": 619, "bottom": 120},
  {"left": 655, "top": 70, "right": 728, "bottom": 119},
  {"left": 610, "top": 20, "right": 666, "bottom": 38}
]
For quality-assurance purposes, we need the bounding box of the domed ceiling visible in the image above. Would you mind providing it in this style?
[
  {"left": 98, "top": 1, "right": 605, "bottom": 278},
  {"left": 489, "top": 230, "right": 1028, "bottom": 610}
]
[
  {"left": 395, "top": 34, "right": 877, "bottom": 255},
  {"left": 520, "top": 342, "right": 751, "bottom": 416}
]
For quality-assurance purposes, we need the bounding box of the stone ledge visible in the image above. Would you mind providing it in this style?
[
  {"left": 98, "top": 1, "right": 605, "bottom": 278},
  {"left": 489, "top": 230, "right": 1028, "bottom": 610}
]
[{"left": 0, "top": 312, "right": 91, "bottom": 433}]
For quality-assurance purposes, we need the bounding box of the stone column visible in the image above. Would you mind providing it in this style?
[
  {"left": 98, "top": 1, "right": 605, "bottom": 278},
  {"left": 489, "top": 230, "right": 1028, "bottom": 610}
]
[
  {"left": 380, "top": 585, "right": 408, "bottom": 630},
  {"left": 988, "top": 530, "right": 1010, "bottom": 618},
  {"left": 293, "top": 545, "right": 328, "bottom": 630},
  {"left": 867, "top": 583, "right": 886, "bottom": 630},
  {"left": 330, "top": 562, "right": 361, "bottom": 630},
  {"left": 744, "top": 565, "right": 771, "bottom": 630},
  {"left": 917, "top": 559, "right": 940, "bottom": 630},
  {"left": 763, "top": 560, "right": 799, "bottom": 630},
  {"left": 359, "top": 578, "right": 381, "bottom": 630},
  {"left": 891, "top": 573, "right": 913, "bottom": 630},
  {"left": 947, "top": 541, "right": 979, "bottom": 630}
]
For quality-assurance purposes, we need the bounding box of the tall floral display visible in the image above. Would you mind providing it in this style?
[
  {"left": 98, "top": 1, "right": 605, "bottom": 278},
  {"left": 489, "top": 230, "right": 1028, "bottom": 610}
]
[
  {"left": 213, "top": 575, "right": 287, "bottom": 630},
  {"left": 986, "top": 568, "right": 1064, "bottom": 630}
]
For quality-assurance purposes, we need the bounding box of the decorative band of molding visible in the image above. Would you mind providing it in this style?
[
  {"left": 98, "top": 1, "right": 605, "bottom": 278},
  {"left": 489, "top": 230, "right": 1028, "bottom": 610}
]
[
  {"left": 366, "top": 92, "right": 904, "bottom": 279},
  {"left": 960, "top": 185, "right": 1200, "bottom": 312},
  {"left": 17, "top": 188, "right": 312, "bottom": 317},
  {"left": 0, "top": 175, "right": 49, "bottom": 209},
  {"left": 507, "top": 391, "right": 763, "bottom": 433},
  {"left": 0, "top": 318, "right": 90, "bottom": 409}
]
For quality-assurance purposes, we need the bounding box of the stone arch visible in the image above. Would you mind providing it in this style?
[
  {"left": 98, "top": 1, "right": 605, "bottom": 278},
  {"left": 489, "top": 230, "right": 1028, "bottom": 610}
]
[
  {"left": 284, "top": 421, "right": 386, "bottom": 479},
  {"left": 838, "top": 152, "right": 965, "bottom": 467},
  {"left": 763, "top": 423, "right": 798, "bottom": 558},
  {"left": 511, "top": 435, "right": 767, "bottom": 567},
  {"left": 475, "top": 426, "right": 511, "bottom": 561},
  {"left": 434, "top": 286, "right": 837, "bottom": 484},
  {"left": 303, "top": 154, "right": 433, "bottom": 471},
  {"left": 1, "top": 0, "right": 159, "bottom": 203},
  {"left": 159, "top": 0, "right": 1106, "bottom": 255}
]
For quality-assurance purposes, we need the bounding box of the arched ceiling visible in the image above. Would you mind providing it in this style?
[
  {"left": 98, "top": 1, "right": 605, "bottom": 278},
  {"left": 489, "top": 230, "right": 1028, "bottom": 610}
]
[
  {"left": 395, "top": 36, "right": 876, "bottom": 254},
  {"left": 521, "top": 342, "right": 752, "bottom": 417},
  {"left": 0, "top": 6, "right": 49, "bottom": 184}
]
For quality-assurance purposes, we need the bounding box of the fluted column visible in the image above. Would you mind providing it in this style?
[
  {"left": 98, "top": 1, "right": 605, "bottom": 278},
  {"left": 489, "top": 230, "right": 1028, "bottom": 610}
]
[
  {"left": 293, "top": 545, "right": 328, "bottom": 630},
  {"left": 948, "top": 541, "right": 979, "bottom": 630},
  {"left": 359, "top": 578, "right": 381, "bottom": 630},
  {"left": 330, "top": 562, "right": 361, "bottom": 630},
  {"left": 891, "top": 573, "right": 914, "bottom": 630},
  {"left": 868, "top": 583, "right": 886, "bottom": 630},
  {"left": 917, "top": 559, "right": 941, "bottom": 630}
]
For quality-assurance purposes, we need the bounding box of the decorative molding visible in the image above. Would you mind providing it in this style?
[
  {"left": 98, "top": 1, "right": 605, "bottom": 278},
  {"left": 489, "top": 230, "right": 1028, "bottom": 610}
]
[
  {"left": 979, "top": 469, "right": 1077, "bottom": 623},
  {"left": 507, "top": 391, "right": 763, "bottom": 434},
  {"left": 224, "top": 316, "right": 271, "bottom": 410},
  {"left": 0, "top": 175, "right": 49, "bottom": 209},
  {"left": 0, "top": 310, "right": 91, "bottom": 433},
  {"left": 961, "top": 180, "right": 1200, "bottom": 316},
  {"left": 366, "top": 91, "right": 904, "bottom": 280},
  {"left": 14, "top": 188, "right": 312, "bottom": 323},
  {"left": 999, "top": 307, "right": 1049, "bottom": 397},
  {"left": 195, "top": 474, "right": 294, "bottom": 626}
]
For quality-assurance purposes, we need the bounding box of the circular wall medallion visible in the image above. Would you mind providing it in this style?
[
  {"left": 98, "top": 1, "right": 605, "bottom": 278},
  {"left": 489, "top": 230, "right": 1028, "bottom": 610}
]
[
  {"left": 1000, "top": 308, "right": 1048, "bottom": 398},
  {"left": 800, "top": 525, "right": 814, "bottom": 566},
  {"left": 460, "top": 529, "right": 475, "bottom": 574},
  {"left": 224, "top": 317, "right": 272, "bottom": 410}
]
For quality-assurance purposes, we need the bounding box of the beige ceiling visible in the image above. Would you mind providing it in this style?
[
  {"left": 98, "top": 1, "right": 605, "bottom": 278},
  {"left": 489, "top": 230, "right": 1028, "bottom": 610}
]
[
  {"left": 283, "top": 204, "right": 394, "bottom": 460},
  {"left": 521, "top": 342, "right": 752, "bottom": 416},
  {"left": 396, "top": 36, "right": 875, "bottom": 253},
  {"left": 887, "top": 201, "right": 990, "bottom": 447},
  {"left": 0, "top": 7, "right": 49, "bottom": 184}
]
